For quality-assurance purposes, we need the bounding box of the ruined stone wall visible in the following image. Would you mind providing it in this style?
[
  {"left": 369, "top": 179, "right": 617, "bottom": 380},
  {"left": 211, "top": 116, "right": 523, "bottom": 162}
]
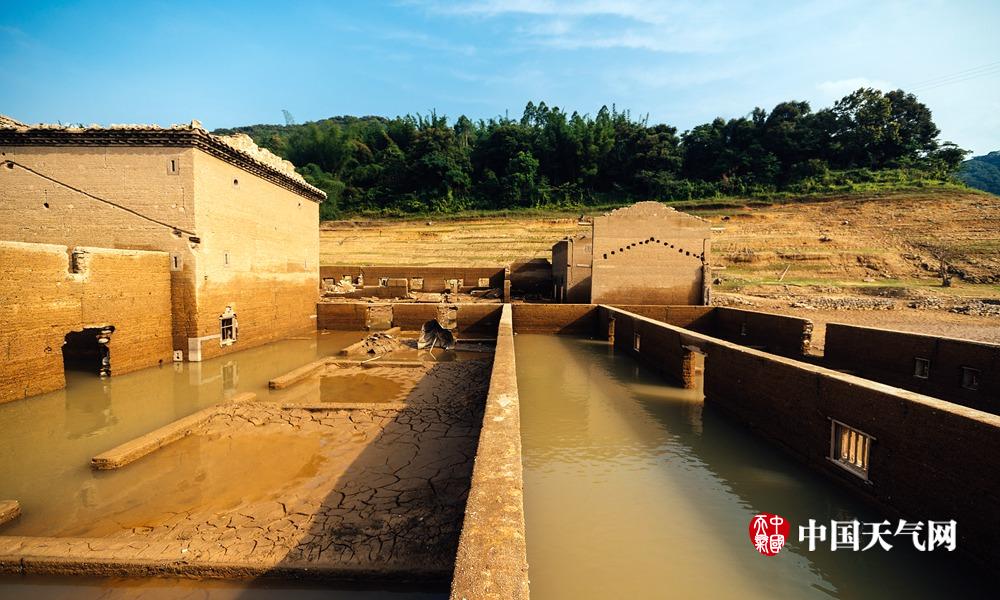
[
  {"left": 601, "top": 306, "right": 1000, "bottom": 569},
  {"left": 510, "top": 304, "right": 598, "bottom": 335},
  {"left": 0, "top": 146, "right": 199, "bottom": 351},
  {"left": 598, "top": 307, "right": 698, "bottom": 388},
  {"left": 591, "top": 202, "right": 710, "bottom": 305},
  {"left": 316, "top": 302, "right": 502, "bottom": 335},
  {"left": 321, "top": 265, "right": 505, "bottom": 292},
  {"left": 824, "top": 323, "right": 999, "bottom": 413},
  {"left": 188, "top": 152, "right": 319, "bottom": 361},
  {"left": 0, "top": 241, "right": 173, "bottom": 404}
]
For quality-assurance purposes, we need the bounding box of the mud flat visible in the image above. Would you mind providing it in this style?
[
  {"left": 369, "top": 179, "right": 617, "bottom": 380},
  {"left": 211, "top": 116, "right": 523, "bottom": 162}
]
[{"left": 0, "top": 357, "right": 492, "bottom": 584}]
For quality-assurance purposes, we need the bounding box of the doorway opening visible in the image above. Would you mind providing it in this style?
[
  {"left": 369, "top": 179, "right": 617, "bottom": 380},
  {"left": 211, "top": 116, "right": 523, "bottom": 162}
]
[{"left": 63, "top": 326, "right": 115, "bottom": 377}]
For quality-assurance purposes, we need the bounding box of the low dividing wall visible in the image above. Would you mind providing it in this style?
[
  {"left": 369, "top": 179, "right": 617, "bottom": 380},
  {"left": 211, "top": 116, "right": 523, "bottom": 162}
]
[
  {"left": 601, "top": 306, "right": 1000, "bottom": 570},
  {"left": 317, "top": 302, "right": 502, "bottom": 335},
  {"left": 824, "top": 323, "right": 999, "bottom": 414},
  {"left": 0, "top": 241, "right": 173, "bottom": 404},
  {"left": 610, "top": 305, "right": 714, "bottom": 330},
  {"left": 510, "top": 304, "right": 598, "bottom": 335},
  {"left": 710, "top": 307, "right": 813, "bottom": 357},
  {"left": 450, "top": 304, "right": 529, "bottom": 599}
]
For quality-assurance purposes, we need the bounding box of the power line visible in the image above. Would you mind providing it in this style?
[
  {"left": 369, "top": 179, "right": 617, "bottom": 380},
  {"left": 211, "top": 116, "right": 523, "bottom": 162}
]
[
  {"left": 907, "top": 60, "right": 1000, "bottom": 88},
  {"left": 908, "top": 61, "right": 1000, "bottom": 92},
  {"left": 3, "top": 159, "right": 198, "bottom": 238}
]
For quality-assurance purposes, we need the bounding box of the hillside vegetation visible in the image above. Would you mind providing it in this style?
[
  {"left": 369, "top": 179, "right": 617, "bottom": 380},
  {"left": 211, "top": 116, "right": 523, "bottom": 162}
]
[
  {"left": 217, "top": 88, "right": 966, "bottom": 219},
  {"left": 958, "top": 151, "right": 1000, "bottom": 195}
]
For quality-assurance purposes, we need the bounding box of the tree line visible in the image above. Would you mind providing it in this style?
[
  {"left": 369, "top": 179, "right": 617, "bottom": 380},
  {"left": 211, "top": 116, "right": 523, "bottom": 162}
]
[{"left": 215, "top": 88, "right": 968, "bottom": 218}]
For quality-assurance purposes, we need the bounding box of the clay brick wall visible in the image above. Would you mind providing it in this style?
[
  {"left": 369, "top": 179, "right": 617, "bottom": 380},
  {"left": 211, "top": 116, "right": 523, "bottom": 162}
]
[
  {"left": 598, "top": 306, "right": 697, "bottom": 387},
  {"left": 711, "top": 307, "right": 813, "bottom": 357},
  {"left": 321, "top": 265, "right": 505, "bottom": 292},
  {"left": 0, "top": 241, "right": 173, "bottom": 404},
  {"left": 824, "top": 323, "right": 999, "bottom": 413},
  {"left": 510, "top": 304, "right": 598, "bottom": 335},
  {"left": 603, "top": 306, "right": 1000, "bottom": 569},
  {"left": 0, "top": 146, "right": 199, "bottom": 350},
  {"left": 188, "top": 151, "right": 319, "bottom": 361},
  {"left": 591, "top": 202, "right": 710, "bottom": 305},
  {"left": 609, "top": 305, "right": 715, "bottom": 330}
]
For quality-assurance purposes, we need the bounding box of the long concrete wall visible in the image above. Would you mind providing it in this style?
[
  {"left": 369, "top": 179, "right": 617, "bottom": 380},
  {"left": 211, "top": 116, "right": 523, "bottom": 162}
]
[
  {"left": 450, "top": 304, "right": 529, "bottom": 600},
  {"left": 824, "top": 323, "right": 999, "bottom": 414},
  {"left": 601, "top": 305, "right": 1000, "bottom": 569},
  {"left": 0, "top": 241, "right": 173, "bottom": 404}
]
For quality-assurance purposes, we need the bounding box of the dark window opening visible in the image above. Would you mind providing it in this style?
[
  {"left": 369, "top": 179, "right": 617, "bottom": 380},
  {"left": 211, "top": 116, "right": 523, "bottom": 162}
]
[
  {"left": 961, "top": 367, "right": 980, "bottom": 391},
  {"left": 43, "top": 202, "right": 50, "bottom": 209},
  {"left": 914, "top": 358, "right": 930, "bottom": 379},
  {"left": 220, "top": 306, "right": 238, "bottom": 347},
  {"left": 63, "top": 326, "right": 114, "bottom": 377}
]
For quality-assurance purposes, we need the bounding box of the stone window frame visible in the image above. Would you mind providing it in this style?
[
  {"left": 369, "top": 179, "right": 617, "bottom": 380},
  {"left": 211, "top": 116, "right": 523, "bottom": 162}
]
[
  {"left": 828, "top": 419, "right": 874, "bottom": 481},
  {"left": 913, "top": 357, "right": 930, "bottom": 379},
  {"left": 961, "top": 366, "right": 981, "bottom": 391}
]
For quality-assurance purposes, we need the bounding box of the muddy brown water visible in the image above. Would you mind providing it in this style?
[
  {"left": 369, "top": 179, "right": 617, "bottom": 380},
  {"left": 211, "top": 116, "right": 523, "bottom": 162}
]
[
  {"left": 516, "top": 335, "right": 996, "bottom": 600},
  {"left": 0, "top": 331, "right": 446, "bottom": 599},
  {"left": 320, "top": 374, "right": 404, "bottom": 403}
]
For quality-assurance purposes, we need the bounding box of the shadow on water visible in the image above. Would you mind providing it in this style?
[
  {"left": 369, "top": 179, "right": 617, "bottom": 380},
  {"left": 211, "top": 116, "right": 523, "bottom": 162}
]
[{"left": 516, "top": 334, "right": 997, "bottom": 600}]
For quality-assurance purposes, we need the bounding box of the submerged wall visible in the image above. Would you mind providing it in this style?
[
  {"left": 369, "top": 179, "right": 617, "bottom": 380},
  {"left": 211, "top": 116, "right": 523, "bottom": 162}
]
[
  {"left": 0, "top": 241, "right": 173, "bottom": 404},
  {"left": 824, "top": 323, "right": 999, "bottom": 414},
  {"left": 321, "top": 265, "right": 505, "bottom": 292},
  {"left": 601, "top": 305, "right": 1000, "bottom": 570}
]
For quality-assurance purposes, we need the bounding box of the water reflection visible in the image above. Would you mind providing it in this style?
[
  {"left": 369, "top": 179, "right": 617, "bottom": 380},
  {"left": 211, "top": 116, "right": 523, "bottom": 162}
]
[{"left": 516, "top": 335, "right": 995, "bottom": 600}]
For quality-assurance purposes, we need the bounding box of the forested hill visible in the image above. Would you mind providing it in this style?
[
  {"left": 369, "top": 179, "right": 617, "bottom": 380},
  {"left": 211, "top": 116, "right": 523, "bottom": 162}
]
[
  {"left": 214, "top": 88, "right": 968, "bottom": 219},
  {"left": 957, "top": 152, "right": 1000, "bottom": 195}
]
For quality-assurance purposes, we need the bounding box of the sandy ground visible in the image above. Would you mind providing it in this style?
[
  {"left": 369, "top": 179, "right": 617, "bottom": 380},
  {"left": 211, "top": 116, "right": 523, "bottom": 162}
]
[{"left": 319, "top": 190, "right": 1000, "bottom": 343}]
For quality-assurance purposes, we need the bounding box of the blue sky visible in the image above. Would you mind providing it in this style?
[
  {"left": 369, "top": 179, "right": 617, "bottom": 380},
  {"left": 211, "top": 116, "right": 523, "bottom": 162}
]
[{"left": 2, "top": 0, "right": 998, "bottom": 154}]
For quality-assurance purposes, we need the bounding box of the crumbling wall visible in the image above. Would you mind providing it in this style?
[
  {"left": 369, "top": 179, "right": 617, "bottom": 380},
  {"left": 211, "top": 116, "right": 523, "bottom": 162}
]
[
  {"left": 321, "top": 266, "right": 505, "bottom": 293},
  {"left": 0, "top": 241, "right": 173, "bottom": 403},
  {"left": 602, "top": 305, "right": 1000, "bottom": 569},
  {"left": 189, "top": 151, "right": 320, "bottom": 361},
  {"left": 316, "top": 303, "right": 503, "bottom": 336},
  {"left": 509, "top": 259, "right": 553, "bottom": 298},
  {"left": 591, "top": 202, "right": 710, "bottom": 305},
  {"left": 824, "top": 323, "right": 999, "bottom": 413}
]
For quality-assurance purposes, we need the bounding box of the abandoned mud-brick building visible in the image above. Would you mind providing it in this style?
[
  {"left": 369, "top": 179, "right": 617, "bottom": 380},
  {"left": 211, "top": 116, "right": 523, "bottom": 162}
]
[
  {"left": 552, "top": 201, "right": 711, "bottom": 304},
  {"left": 0, "top": 116, "right": 326, "bottom": 403}
]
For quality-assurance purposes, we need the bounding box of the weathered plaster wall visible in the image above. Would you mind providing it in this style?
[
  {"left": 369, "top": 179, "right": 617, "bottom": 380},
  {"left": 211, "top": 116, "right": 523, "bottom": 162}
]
[
  {"left": 450, "top": 304, "right": 529, "bottom": 600},
  {"left": 189, "top": 151, "right": 319, "bottom": 361},
  {"left": 0, "top": 241, "right": 173, "bottom": 404},
  {"left": 0, "top": 146, "right": 198, "bottom": 351},
  {"left": 602, "top": 306, "right": 1000, "bottom": 569},
  {"left": 591, "top": 202, "right": 710, "bottom": 305},
  {"left": 824, "top": 323, "right": 999, "bottom": 413}
]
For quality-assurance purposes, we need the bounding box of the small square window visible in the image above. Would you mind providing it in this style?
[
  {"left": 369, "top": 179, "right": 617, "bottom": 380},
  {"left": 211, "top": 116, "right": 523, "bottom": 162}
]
[
  {"left": 961, "top": 367, "right": 980, "bottom": 391},
  {"left": 379, "top": 277, "right": 389, "bottom": 287},
  {"left": 633, "top": 331, "right": 641, "bottom": 352},
  {"left": 830, "top": 420, "right": 873, "bottom": 479},
  {"left": 914, "top": 357, "right": 930, "bottom": 379}
]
